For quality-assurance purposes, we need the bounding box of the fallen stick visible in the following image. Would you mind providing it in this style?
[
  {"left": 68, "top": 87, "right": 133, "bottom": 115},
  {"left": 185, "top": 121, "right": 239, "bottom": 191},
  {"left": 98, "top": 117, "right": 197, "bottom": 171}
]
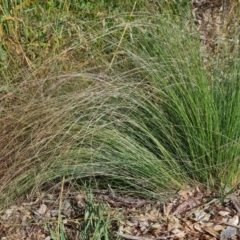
[{"left": 117, "top": 232, "right": 178, "bottom": 240}]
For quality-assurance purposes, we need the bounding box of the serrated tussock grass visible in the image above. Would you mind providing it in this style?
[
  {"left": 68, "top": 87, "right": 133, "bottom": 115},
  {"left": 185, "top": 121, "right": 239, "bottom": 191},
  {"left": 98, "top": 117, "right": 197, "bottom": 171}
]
[{"left": 1, "top": 12, "right": 240, "bottom": 208}]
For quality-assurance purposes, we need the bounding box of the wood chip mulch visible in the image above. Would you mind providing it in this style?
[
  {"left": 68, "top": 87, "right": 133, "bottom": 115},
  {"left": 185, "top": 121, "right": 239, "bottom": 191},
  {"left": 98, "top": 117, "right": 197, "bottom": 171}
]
[{"left": 1, "top": 187, "right": 240, "bottom": 240}]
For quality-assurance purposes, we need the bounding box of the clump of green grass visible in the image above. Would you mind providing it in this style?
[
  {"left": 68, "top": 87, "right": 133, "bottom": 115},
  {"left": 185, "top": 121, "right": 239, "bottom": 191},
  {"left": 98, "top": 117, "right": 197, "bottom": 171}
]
[
  {"left": 1, "top": 1, "right": 240, "bottom": 211},
  {"left": 78, "top": 190, "right": 117, "bottom": 240}
]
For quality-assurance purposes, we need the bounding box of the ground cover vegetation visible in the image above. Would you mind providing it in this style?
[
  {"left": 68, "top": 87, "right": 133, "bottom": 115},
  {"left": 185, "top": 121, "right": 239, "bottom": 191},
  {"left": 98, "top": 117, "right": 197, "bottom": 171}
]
[{"left": 1, "top": 0, "right": 240, "bottom": 239}]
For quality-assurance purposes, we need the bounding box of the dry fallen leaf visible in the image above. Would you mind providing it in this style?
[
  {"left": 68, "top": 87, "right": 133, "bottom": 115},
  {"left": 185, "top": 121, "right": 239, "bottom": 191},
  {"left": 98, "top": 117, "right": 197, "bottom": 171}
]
[
  {"left": 212, "top": 224, "right": 225, "bottom": 231},
  {"left": 193, "top": 209, "right": 210, "bottom": 222},
  {"left": 218, "top": 211, "right": 230, "bottom": 217},
  {"left": 228, "top": 215, "right": 239, "bottom": 226},
  {"left": 178, "top": 189, "right": 189, "bottom": 200},
  {"left": 36, "top": 204, "right": 47, "bottom": 215},
  {"left": 171, "top": 228, "right": 185, "bottom": 238},
  {"left": 204, "top": 227, "right": 220, "bottom": 238}
]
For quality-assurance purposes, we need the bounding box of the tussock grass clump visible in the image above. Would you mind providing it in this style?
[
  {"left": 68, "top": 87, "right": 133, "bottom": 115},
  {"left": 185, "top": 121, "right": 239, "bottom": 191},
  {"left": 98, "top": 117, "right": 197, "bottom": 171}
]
[{"left": 1, "top": 7, "right": 240, "bottom": 208}]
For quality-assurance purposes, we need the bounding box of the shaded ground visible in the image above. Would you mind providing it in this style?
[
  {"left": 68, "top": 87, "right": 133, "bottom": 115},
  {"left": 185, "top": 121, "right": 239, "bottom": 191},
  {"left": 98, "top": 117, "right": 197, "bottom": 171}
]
[{"left": 1, "top": 187, "right": 240, "bottom": 240}]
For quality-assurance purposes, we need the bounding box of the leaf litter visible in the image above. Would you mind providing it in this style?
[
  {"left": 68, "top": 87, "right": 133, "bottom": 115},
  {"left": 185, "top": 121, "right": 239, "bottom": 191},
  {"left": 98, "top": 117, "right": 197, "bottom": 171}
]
[{"left": 1, "top": 186, "right": 240, "bottom": 240}]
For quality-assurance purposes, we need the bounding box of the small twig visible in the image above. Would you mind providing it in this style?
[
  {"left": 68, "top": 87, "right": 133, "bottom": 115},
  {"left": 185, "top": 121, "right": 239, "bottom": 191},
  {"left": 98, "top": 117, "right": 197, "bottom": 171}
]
[{"left": 117, "top": 232, "right": 178, "bottom": 240}]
